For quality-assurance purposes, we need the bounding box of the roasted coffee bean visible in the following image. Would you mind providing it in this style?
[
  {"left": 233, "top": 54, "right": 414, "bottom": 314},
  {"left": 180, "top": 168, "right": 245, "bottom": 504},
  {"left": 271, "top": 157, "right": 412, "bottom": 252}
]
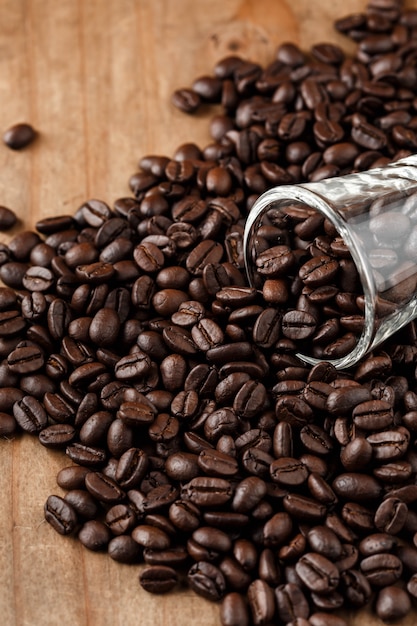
[
  {"left": 283, "top": 494, "right": 326, "bottom": 522},
  {"left": 232, "top": 477, "right": 266, "bottom": 513},
  {"left": 115, "top": 448, "right": 149, "bottom": 489},
  {"left": 275, "top": 582, "right": 309, "bottom": 623},
  {"left": 104, "top": 503, "right": 136, "bottom": 536},
  {"left": 66, "top": 443, "right": 106, "bottom": 467},
  {"left": 0, "top": 206, "right": 17, "bottom": 230},
  {"left": 39, "top": 423, "right": 75, "bottom": 448},
  {"left": 263, "top": 512, "right": 293, "bottom": 547},
  {"left": 85, "top": 471, "right": 125, "bottom": 503},
  {"left": 270, "top": 457, "right": 308, "bottom": 486},
  {"left": 307, "top": 526, "right": 343, "bottom": 560},
  {"left": 3, "top": 122, "right": 36, "bottom": 149},
  {"left": 182, "top": 477, "right": 233, "bottom": 507},
  {"left": 332, "top": 473, "right": 382, "bottom": 501},
  {"left": 360, "top": 553, "right": 403, "bottom": 586},
  {"left": 64, "top": 489, "right": 98, "bottom": 520},
  {"left": 374, "top": 497, "right": 407, "bottom": 534},
  {"left": 114, "top": 351, "right": 151, "bottom": 380},
  {"left": 366, "top": 427, "right": 410, "bottom": 461},
  {"left": 132, "top": 524, "right": 171, "bottom": 550},
  {"left": 188, "top": 561, "right": 226, "bottom": 601},
  {"left": 295, "top": 553, "right": 339, "bottom": 592},
  {"left": 220, "top": 592, "right": 250, "bottom": 626},
  {"left": 340, "top": 438, "right": 372, "bottom": 471},
  {"left": 247, "top": 578, "right": 276, "bottom": 625},
  {"left": 13, "top": 395, "right": 48, "bottom": 433},
  {"left": 139, "top": 565, "right": 178, "bottom": 594},
  {"left": 44, "top": 495, "right": 78, "bottom": 535},
  {"left": 198, "top": 448, "right": 239, "bottom": 477},
  {"left": 375, "top": 585, "right": 412, "bottom": 622},
  {"left": 78, "top": 520, "right": 111, "bottom": 551},
  {"left": 56, "top": 466, "right": 91, "bottom": 490},
  {"left": 108, "top": 535, "right": 142, "bottom": 564}
]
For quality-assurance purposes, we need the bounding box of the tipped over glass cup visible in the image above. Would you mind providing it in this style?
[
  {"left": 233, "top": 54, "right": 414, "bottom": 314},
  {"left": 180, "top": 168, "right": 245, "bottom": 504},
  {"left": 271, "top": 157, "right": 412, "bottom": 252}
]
[{"left": 243, "top": 156, "right": 417, "bottom": 369}]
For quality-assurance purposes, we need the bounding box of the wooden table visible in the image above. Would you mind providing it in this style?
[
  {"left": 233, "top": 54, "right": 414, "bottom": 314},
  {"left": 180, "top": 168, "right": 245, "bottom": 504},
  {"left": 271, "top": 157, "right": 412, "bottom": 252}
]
[{"left": 0, "top": 1, "right": 417, "bottom": 624}]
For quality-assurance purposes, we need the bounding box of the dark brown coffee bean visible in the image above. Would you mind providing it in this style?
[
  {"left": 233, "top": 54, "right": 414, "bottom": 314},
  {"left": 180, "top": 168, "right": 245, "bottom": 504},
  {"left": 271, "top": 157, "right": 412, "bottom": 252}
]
[
  {"left": 171, "top": 88, "right": 201, "bottom": 113},
  {"left": 283, "top": 494, "right": 326, "bottom": 522},
  {"left": 247, "top": 578, "right": 276, "bottom": 626},
  {"left": 131, "top": 524, "right": 170, "bottom": 550},
  {"left": 360, "top": 553, "right": 403, "bottom": 586},
  {"left": 187, "top": 560, "right": 226, "bottom": 601},
  {"left": 186, "top": 240, "right": 223, "bottom": 275},
  {"left": 13, "top": 395, "right": 48, "bottom": 433},
  {"left": 299, "top": 255, "right": 339, "bottom": 288},
  {"left": 374, "top": 497, "right": 407, "bottom": 534},
  {"left": 263, "top": 512, "right": 293, "bottom": 547},
  {"left": 3, "top": 122, "right": 37, "bottom": 149},
  {"left": 232, "top": 477, "right": 266, "bottom": 513},
  {"left": 270, "top": 457, "right": 308, "bottom": 486},
  {"left": 0, "top": 411, "right": 17, "bottom": 436},
  {"left": 64, "top": 489, "right": 98, "bottom": 520},
  {"left": 66, "top": 443, "right": 106, "bottom": 467},
  {"left": 39, "top": 424, "right": 76, "bottom": 448},
  {"left": 295, "top": 553, "right": 339, "bottom": 592},
  {"left": 275, "top": 582, "right": 309, "bottom": 623},
  {"left": 108, "top": 535, "right": 142, "bottom": 563},
  {"left": 220, "top": 592, "right": 250, "bottom": 626},
  {"left": 115, "top": 448, "right": 149, "bottom": 489},
  {"left": 0, "top": 206, "right": 17, "bottom": 230},
  {"left": 78, "top": 520, "right": 111, "bottom": 551},
  {"left": 376, "top": 585, "right": 412, "bottom": 622},
  {"left": 198, "top": 448, "right": 239, "bottom": 477},
  {"left": 366, "top": 427, "right": 410, "bottom": 461},
  {"left": 182, "top": 477, "right": 233, "bottom": 507},
  {"left": 332, "top": 473, "right": 382, "bottom": 501},
  {"left": 139, "top": 565, "right": 178, "bottom": 594},
  {"left": 44, "top": 495, "right": 78, "bottom": 535}
]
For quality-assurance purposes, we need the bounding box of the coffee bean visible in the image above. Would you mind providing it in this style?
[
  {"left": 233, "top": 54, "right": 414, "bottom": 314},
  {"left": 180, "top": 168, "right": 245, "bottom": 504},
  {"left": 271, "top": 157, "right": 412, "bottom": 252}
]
[
  {"left": 44, "top": 495, "right": 78, "bottom": 535},
  {"left": 139, "top": 565, "right": 178, "bottom": 594},
  {"left": 108, "top": 535, "right": 142, "bottom": 564},
  {"left": 132, "top": 524, "right": 171, "bottom": 550},
  {"left": 374, "top": 497, "right": 407, "bottom": 534},
  {"left": 182, "top": 477, "right": 233, "bottom": 507},
  {"left": 188, "top": 561, "right": 226, "bottom": 601},
  {"left": 0, "top": 206, "right": 17, "bottom": 230},
  {"left": 78, "top": 520, "right": 111, "bottom": 551},
  {"left": 270, "top": 457, "right": 308, "bottom": 486},
  {"left": 39, "top": 424, "right": 76, "bottom": 448},
  {"left": 295, "top": 553, "right": 339, "bottom": 592},
  {"left": 13, "top": 395, "right": 48, "bottom": 433},
  {"left": 375, "top": 585, "right": 412, "bottom": 621},
  {"left": 220, "top": 592, "right": 250, "bottom": 626},
  {"left": 3, "top": 122, "right": 37, "bottom": 149},
  {"left": 360, "top": 553, "right": 403, "bottom": 586},
  {"left": 171, "top": 88, "right": 201, "bottom": 113},
  {"left": 332, "top": 473, "right": 382, "bottom": 501}
]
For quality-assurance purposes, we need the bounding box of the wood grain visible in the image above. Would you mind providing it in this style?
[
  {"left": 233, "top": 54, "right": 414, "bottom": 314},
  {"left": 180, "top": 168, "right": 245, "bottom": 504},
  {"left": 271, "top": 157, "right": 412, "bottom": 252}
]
[{"left": 0, "top": 1, "right": 416, "bottom": 624}]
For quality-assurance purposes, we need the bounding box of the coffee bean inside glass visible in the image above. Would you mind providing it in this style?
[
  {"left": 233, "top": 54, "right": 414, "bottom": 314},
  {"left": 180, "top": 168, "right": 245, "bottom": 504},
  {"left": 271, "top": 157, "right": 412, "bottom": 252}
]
[{"left": 244, "top": 156, "right": 417, "bottom": 369}]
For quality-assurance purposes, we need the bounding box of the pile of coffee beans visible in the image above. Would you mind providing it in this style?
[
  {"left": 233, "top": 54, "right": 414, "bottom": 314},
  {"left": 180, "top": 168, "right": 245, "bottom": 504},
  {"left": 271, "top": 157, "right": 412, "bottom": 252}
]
[{"left": 3, "top": 0, "right": 417, "bottom": 625}]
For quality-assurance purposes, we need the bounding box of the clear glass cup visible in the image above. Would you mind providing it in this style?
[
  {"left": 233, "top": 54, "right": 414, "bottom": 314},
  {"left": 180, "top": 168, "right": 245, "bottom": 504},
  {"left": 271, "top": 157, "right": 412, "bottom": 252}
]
[{"left": 243, "top": 155, "right": 417, "bottom": 369}]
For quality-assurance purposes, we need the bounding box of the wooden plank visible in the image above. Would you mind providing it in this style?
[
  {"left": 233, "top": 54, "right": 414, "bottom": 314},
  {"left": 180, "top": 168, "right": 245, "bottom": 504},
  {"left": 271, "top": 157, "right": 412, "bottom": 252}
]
[{"left": 0, "top": 1, "right": 416, "bottom": 625}]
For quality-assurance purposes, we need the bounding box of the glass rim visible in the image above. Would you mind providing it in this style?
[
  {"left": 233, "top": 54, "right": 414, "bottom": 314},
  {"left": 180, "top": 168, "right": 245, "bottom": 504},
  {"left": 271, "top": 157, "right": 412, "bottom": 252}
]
[{"left": 243, "top": 184, "right": 377, "bottom": 369}]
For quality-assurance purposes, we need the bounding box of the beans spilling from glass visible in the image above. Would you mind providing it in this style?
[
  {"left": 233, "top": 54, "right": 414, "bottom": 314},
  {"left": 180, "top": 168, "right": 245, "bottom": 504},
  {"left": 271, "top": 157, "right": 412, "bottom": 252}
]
[{"left": 3, "top": 0, "right": 417, "bottom": 625}]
